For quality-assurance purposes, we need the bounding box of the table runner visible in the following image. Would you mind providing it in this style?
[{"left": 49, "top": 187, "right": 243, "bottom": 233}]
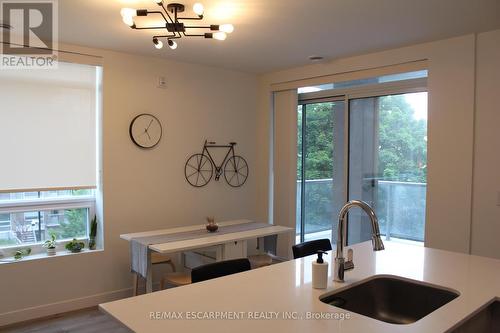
[{"left": 130, "top": 222, "right": 273, "bottom": 278}]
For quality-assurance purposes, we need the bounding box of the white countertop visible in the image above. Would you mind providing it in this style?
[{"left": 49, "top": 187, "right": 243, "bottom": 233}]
[{"left": 100, "top": 241, "right": 500, "bottom": 333}]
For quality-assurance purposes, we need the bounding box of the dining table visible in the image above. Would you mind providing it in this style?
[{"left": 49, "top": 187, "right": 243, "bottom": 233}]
[{"left": 121, "top": 219, "right": 293, "bottom": 293}]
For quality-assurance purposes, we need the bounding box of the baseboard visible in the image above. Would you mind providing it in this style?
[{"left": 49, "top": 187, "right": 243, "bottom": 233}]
[{"left": 0, "top": 287, "right": 133, "bottom": 327}]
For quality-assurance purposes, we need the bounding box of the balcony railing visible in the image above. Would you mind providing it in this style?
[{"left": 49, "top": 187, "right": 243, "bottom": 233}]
[{"left": 296, "top": 179, "right": 426, "bottom": 242}]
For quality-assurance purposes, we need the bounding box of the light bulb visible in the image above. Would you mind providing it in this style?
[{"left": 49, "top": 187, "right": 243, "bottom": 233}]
[
  {"left": 168, "top": 40, "right": 178, "bottom": 50},
  {"left": 213, "top": 32, "right": 227, "bottom": 41},
  {"left": 219, "top": 24, "right": 234, "bottom": 33},
  {"left": 153, "top": 0, "right": 163, "bottom": 3},
  {"left": 193, "top": 3, "right": 204, "bottom": 16},
  {"left": 120, "top": 8, "right": 137, "bottom": 18},
  {"left": 122, "top": 15, "right": 134, "bottom": 27},
  {"left": 153, "top": 38, "right": 163, "bottom": 49}
]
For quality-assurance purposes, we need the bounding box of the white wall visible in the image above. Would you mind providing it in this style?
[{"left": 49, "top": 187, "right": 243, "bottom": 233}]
[
  {"left": 0, "top": 45, "right": 258, "bottom": 325},
  {"left": 470, "top": 29, "right": 500, "bottom": 258},
  {"left": 256, "top": 35, "right": 477, "bottom": 254}
]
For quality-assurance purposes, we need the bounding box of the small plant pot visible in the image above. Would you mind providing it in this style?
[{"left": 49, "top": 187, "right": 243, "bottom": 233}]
[
  {"left": 88, "top": 237, "right": 96, "bottom": 250},
  {"left": 46, "top": 248, "right": 56, "bottom": 256}
]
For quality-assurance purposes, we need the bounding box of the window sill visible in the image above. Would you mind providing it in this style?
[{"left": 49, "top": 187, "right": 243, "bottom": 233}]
[{"left": 0, "top": 248, "right": 103, "bottom": 265}]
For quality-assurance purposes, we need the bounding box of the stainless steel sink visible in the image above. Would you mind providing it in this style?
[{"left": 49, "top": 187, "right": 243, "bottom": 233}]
[
  {"left": 446, "top": 299, "right": 500, "bottom": 333},
  {"left": 320, "top": 275, "right": 459, "bottom": 324}
]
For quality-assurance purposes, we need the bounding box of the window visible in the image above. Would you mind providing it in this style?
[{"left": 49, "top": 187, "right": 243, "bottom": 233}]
[
  {"left": 0, "top": 191, "right": 94, "bottom": 248},
  {"left": 296, "top": 71, "right": 427, "bottom": 244},
  {"left": 0, "top": 62, "right": 101, "bottom": 255}
]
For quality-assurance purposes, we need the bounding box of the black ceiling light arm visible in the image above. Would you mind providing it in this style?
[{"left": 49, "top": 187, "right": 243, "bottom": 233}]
[
  {"left": 133, "top": 26, "right": 167, "bottom": 30},
  {"left": 152, "top": 32, "right": 177, "bottom": 39},
  {"left": 176, "top": 16, "right": 203, "bottom": 20}
]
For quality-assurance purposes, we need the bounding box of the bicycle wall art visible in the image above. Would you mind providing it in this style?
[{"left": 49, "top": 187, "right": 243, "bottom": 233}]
[{"left": 184, "top": 140, "right": 249, "bottom": 188}]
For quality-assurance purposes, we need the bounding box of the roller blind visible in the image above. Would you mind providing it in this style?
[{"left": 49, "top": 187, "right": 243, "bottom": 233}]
[{"left": 0, "top": 61, "right": 99, "bottom": 192}]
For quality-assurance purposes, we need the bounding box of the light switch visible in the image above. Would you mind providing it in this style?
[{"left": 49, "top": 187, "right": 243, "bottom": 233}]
[{"left": 157, "top": 76, "right": 167, "bottom": 89}]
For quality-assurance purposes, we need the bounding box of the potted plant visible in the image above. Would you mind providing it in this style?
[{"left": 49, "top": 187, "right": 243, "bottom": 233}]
[
  {"left": 205, "top": 216, "right": 218, "bottom": 232},
  {"left": 65, "top": 239, "right": 85, "bottom": 253},
  {"left": 88, "top": 215, "right": 97, "bottom": 250},
  {"left": 14, "top": 248, "right": 31, "bottom": 260},
  {"left": 43, "top": 233, "right": 57, "bottom": 256}
]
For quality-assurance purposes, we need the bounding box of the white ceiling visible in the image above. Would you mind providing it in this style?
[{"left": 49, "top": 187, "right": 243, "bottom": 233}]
[{"left": 56, "top": 0, "right": 500, "bottom": 73}]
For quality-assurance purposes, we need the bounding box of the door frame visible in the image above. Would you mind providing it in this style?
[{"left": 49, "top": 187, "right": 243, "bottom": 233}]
[{"left": 297, "top": 77, "right": 428, "bottom": 244}]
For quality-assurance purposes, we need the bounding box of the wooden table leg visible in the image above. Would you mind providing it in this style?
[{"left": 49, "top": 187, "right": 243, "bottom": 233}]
[{"left": 145, "top": 249, "right": 153, "bottom": 293}]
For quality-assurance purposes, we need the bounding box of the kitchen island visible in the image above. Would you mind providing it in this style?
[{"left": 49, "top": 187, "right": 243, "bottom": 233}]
[{"left": 100, "top": 241, "right": 500, "bottom": 332}]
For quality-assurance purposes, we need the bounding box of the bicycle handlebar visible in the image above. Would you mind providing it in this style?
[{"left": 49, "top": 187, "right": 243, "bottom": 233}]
[{"left": 205, "top": 141, "right": 236, "bottom": 146}]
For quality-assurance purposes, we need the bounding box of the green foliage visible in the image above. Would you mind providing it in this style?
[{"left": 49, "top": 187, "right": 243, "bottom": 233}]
[
  {"left": 297, "top": 95, "right": 427, "bottom": 182},
  {"left": 55, "top": 209, "right": 87, "bottom": 239},
  {"left": 89, "top": 216, "right": 97, "bottom": 238},
  {"left": 297, "top": 103, "right": 335, "bottom": 180},
  {"left": 378, "top": 95, "right": 427, "bottom": 182},
  {"left": 88, "top": 216, "right": 97, "bottom": 250},
  {"left": 65, "top": 239, "right": 85, "bottom": 253},
  {"left": 43, "top": 233, "right": 57, "bottom": 249},
  {"left": 14, "top": 248, "right": 31, "bottom": 260}
]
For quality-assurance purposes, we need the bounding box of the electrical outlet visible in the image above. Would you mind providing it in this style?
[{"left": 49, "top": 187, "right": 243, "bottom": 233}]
[{"left": 157, "top": 76, "right": 167, "bottom": 89}]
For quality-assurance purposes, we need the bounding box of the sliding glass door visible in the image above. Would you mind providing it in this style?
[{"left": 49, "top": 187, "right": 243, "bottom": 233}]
[
  {"left": 296, "top": 82, "right": 427, "bottom": 245},
  {"left": 297, "top": 100, "right": 345, "bottom": 243},
  {"left": 348, "top": 92, "right": 427, "bottom": 244}
]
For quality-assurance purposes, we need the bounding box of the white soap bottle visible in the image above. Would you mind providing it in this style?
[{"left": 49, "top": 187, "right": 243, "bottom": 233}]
[{"left": 312, "top": 250, "right": 328, "bottom": 289}]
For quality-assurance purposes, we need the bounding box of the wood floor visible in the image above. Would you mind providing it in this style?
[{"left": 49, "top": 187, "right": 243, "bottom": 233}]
[{"left": 0, "top": 307, "right": 132, "bottom": 333}]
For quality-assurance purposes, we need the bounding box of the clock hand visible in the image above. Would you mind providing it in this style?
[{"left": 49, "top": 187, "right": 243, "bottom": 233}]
[
  {"left": 146, "top": 131, "right": 151, "bottom": 140},
  {"left": 145, "top": 119, "right": 154, "bottom": 131}
]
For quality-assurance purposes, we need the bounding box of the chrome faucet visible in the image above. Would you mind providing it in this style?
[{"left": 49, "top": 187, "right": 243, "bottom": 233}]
[{"left": 334, "top": 200, "right": 385, "bottom": 282}]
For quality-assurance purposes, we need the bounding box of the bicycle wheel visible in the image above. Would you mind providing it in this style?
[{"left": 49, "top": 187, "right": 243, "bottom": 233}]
[
  {"left": 185, "top": 154, "right": 213, "bottom": 187},
  {"left": 224, "top": 155, "right": 249, "bottom": 187}
]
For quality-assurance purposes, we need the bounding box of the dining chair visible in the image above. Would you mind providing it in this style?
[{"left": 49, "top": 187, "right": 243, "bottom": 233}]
[
  {"left": 191, "top": 258, "right": 251, "bottom": 283},
  {"left": 248, "top": 253, "right": 273, "bottom": 268},
  {"left": 133, "top": 252, "right": 176, "bottom": 295},
  {"left": 160, "top": 271, "right": 191, "bottom": 289},
  {"left": 248, "top": 236, "right": 288, "bottom": 269},
  {"left": 292, "top": 238, "right": 332, "bottom": 259},
  {"left": 160, "top": 258, "right": 251, "bottom": 289}
]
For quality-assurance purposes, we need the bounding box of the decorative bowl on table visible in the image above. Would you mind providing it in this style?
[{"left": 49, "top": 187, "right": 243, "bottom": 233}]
[{"left": 206, "top": 216, "right": 219, "bottom": 232}]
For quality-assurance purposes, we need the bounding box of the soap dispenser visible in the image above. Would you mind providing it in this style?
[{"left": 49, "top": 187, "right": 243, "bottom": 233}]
[{"left": 312, "top": 250, "right": 328, "bottom": 289}]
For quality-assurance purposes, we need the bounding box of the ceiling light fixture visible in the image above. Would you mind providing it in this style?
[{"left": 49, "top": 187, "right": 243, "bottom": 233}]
[{"left": 120, "top": 1, "right": 234, "bottom": 50}]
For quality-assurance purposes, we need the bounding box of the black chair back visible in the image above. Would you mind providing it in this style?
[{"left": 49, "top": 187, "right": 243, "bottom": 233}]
[
  {"left": 191, "top": 258, "right": 251, "bottom": 283},
  {"left": 292, "top": 238, "right": 332, "bottom": 259}
]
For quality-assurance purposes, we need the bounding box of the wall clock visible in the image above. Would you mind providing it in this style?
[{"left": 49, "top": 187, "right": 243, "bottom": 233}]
[{"left": 129, "top": 113, "right": 163, "bottom": 149}]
